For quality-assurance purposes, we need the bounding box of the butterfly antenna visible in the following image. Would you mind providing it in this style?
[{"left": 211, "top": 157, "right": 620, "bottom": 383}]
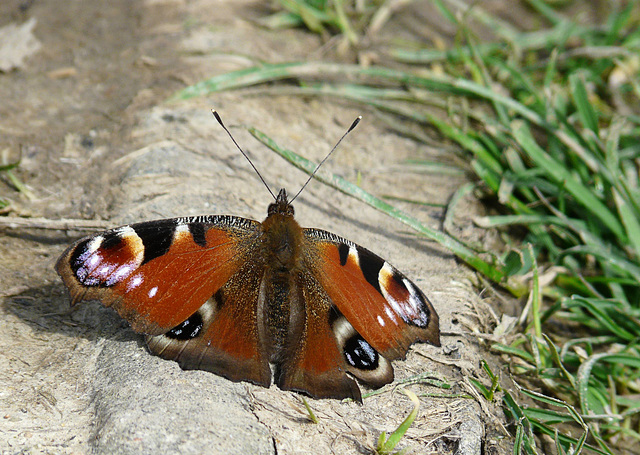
[
  {"left": 290, "top": 116, "right": 362, "bottom": 203},
  {"left": 211, "top": 109, "right": 276, "bottom": 200}
]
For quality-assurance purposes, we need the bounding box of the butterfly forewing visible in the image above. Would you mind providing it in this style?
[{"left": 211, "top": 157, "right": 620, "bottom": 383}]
[
  {"left": 55, "top": 216, "right": 261, "bottom": 335},
  {"left": 302, "top": 228, "right": 440, "bottom": 359}
]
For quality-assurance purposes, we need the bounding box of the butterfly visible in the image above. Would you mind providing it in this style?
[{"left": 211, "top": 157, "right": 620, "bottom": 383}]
[{"left": 55, "top": 112, "right": 440, "bottom": 401}]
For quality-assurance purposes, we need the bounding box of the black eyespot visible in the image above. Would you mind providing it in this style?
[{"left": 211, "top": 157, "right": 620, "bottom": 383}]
[
  {"left": 69, "top": 237, "right": 119, "bottom": 287},
  {"left": 343, "top": 335, "right": 379, "bottom": 371},
  {"left": 165, "top": 312, "right": 203, "bottom": 340},
  {"left": 69, "top": 239, "right": 93, "bottom": 273},
  {"left": 399, "top": 279, "right": 431, "bottom": 328}
]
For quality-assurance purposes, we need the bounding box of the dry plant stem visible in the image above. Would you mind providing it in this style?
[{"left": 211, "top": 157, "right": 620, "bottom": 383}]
[{"left": 0, "top": 216, "right": 111, "bottom": 231}]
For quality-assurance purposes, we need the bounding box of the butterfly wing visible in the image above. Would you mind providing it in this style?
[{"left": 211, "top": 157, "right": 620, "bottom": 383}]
[
  {"left": 301, "top": 228, "right": 440, "bottom": 386},
  {"left": 56, "top": 215, "right": 272, "bottom": 386},
  {"left": 146, "top": 257, "right": 272, "bottom": 386}
]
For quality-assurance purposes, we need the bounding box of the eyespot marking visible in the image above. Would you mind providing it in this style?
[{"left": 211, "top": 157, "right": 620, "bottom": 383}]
[
  {"left": 379, "top": 263, "right": 430, "bottom": 328},
  {"left": 344, "top": 335, "right": 379, "bottom": 370},
  {"left": 165, "top": 312, "right": 204, "bottom": 340},
  {"left": 69, "top": 228, "right": 144, "bottom": 287}
]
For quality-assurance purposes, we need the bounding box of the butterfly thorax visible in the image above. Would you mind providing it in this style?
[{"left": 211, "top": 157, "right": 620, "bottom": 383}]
[{"left": 262, "top": 189, "right": 302, "bottom": 271}]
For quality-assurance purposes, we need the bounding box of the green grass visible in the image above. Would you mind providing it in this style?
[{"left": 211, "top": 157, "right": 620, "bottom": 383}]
[
  {"left": 171, "top": 1, "right": 640, "bottom": 453},
  {"left": 0, "top": 158, "right": 29, "bottom": 209},
  {"left": 376, "top": 389, "right": 420, "bottom": 455}
]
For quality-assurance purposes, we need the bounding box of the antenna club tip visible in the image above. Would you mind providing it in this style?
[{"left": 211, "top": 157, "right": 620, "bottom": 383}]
[
  {"left": 211, "top": 109, "right": 224, "bottom": 126},
  {"left": 348, "top": 116, "right": 362, "bottom": 132}
]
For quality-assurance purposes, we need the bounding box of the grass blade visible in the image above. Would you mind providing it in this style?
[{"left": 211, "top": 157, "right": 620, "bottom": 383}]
[
  {"left": 569, "top": 72, "right": 600, "bottom": 136},
  {"left": 511, "top": 120, "right": 625, "bottom": 240},
  {"left": 376, "top": 388, "right": 420, "bottom": 455}
]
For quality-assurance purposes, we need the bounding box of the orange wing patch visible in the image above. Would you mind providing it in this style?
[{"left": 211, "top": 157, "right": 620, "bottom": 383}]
[{"left": 111, "top": 226, "right": 241, "bottom": 332}]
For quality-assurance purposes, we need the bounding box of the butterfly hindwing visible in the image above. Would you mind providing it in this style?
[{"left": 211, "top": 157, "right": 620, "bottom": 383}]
[
  {"left": 331, "top": 310, "right": 393, "bottom": 389},
  {"left": 146, "top": 258, "right": 272, "bottom": 387},
  {"left": 275, "top": 270, "right": 363, "bottom": 401}
]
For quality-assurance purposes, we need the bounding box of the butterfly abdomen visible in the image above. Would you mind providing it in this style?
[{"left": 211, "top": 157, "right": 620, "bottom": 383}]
[{"left": 260, "top": 270, "right": 299, "bottom": 359}]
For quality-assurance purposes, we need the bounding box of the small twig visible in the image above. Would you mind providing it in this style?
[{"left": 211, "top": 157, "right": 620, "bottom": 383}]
[{"left": 0, "top": 216, "right": 111, "bottom": 231}]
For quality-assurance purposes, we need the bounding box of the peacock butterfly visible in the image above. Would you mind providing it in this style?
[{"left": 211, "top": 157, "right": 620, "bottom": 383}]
[{"left": 55, "top": 112, "right": 440, "bottom": 401}]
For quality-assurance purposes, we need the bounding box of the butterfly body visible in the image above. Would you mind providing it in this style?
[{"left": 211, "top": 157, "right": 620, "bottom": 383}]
[{"left": 56, "top": 188, "right": 440, "bottom": 401}]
